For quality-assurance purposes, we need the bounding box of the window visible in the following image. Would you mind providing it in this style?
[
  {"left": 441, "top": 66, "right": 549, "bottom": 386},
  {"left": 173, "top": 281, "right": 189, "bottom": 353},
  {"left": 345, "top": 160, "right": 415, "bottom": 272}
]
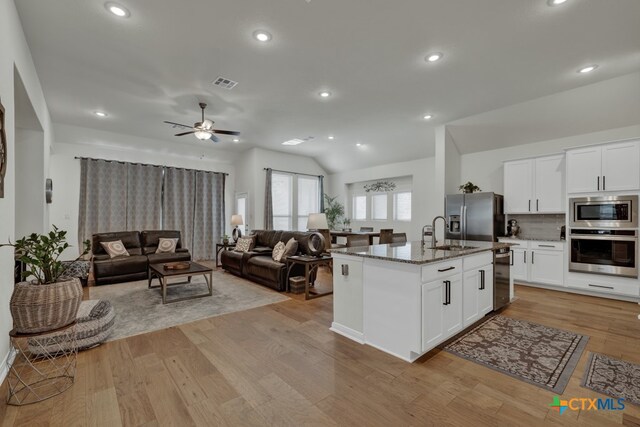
[
  {"left": 272, "top": 173, "right": 292, "bottom": 230},
  {"left": 297, "top": 176, "right": 320, "bottom": 231},
  {"left": 353, "top": 195, "right": 367, "bottom": 220},
  {"left": 236, "top": 193, "right": 247, "bottom": 233},
  {"left": 394, "top": 192, "right": 412, "bottom": 221},
  {"left": 371, "top": 194, "right": 388, "bottom": 220}
]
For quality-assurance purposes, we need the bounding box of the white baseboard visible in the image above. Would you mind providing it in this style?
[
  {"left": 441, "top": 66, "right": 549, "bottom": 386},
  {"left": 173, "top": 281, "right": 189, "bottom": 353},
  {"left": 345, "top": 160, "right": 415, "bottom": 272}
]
[
  {"left": 330, "top": 323, "right": 365, "bottom": 344},
  {"left": 516, "top": 281, "right": 640, "bottom": 303}
]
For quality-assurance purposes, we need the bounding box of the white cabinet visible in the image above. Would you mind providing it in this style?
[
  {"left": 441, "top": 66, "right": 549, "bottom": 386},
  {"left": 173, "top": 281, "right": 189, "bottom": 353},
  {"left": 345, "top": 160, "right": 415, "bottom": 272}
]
[
  {"left": 422, "top": 273, "right": 463, "bottom": 351},
  {"left": 511, "top": 247, "right": 528, "bottom": 282},
  {"left": 567, "top": 141, "right": 640, "bottom": 194},
  {"left": 331, "top": 255, "right": 364, "bottom": 341},
  {"left": 504, "top": 154, "right": 565, "bottom": 214},
  {"left": 499, "top": 239, "right": 565, "bottom": 287},
  {"left": 444, "top": 274, "right": 463, "bottom": 336},
  {"left": 463, "top": 264, "right": 494, "bottom": 327},
  {"left": 478, "top": 265, "right": 494, "bottom": 316}
]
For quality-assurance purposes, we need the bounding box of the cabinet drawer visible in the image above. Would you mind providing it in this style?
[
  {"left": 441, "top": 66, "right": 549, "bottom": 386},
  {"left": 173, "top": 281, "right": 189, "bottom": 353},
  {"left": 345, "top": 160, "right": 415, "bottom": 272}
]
[
  {"left": 567, "top": 277, "right": 639, "bottom": 297},
  {"left": 421, "top": 259, "right": 463, "bottom": 283},
  {"left": 498, "top": 239, "right": 528, "bottom": 248},
  {"left": 463, "top": 252, "right": 493, "bottom": 271},
  {"left": 530, "top": 241, "right": 564, "bottom": 251}
]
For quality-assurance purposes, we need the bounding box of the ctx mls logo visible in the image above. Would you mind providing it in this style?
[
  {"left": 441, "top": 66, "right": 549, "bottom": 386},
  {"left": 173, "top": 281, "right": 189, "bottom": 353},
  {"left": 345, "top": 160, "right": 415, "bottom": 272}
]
[{"left": 549, "top": 396, "right": 625, "bottom": 414}]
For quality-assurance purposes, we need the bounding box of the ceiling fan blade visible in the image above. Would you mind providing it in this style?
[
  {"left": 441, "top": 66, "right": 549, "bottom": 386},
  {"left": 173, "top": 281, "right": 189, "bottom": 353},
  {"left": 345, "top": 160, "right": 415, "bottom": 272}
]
[
  {"left": 174, "top": 131, "right": 195, "bottom": 136},
  {"left": 164, "top": 120, "right": 193, "bottom": 130},
  {"left": 212, "top": 129, "right": 241, "bottom": 136},
  {"left": 209, "top": 134, "right": 219, "bottom": 143}
]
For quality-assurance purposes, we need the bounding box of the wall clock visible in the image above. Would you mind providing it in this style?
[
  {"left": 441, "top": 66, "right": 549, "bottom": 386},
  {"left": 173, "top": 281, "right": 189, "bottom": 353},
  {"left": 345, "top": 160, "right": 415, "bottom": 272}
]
[{"left": 0, "top": 99, "right": 6, "bottom": 198}]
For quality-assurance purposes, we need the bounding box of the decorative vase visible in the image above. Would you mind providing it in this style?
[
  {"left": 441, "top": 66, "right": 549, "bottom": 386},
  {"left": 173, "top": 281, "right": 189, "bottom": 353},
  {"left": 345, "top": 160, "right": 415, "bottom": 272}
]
[{"left": 10, "top": 278, "right": 82, "bottom": 334}]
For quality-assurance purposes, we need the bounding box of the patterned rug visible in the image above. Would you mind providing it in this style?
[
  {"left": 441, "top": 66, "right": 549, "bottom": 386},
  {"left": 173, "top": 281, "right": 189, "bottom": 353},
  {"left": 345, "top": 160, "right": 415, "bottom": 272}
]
[
  {"left": 443, "top": 315, "right": 588, "bottom": 394},
  {"left": 582, "top": 353, "right": 640, "bottom": 406},
  {"left": 89, "top": 271, "right": 288, "bottom": 341}
]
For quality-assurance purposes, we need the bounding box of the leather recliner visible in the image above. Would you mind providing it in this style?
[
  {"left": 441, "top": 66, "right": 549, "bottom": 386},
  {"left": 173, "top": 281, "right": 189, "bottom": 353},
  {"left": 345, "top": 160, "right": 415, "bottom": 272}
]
[{"left": 141, "top": 230, "right": 191, "bottom": 265}]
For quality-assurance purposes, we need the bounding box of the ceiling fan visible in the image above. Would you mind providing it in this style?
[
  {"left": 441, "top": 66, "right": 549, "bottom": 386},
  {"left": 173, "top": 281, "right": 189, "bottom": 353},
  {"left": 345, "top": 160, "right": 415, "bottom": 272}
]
[{"left": 164, "top": 103, "right": 240, "bottom": 143}]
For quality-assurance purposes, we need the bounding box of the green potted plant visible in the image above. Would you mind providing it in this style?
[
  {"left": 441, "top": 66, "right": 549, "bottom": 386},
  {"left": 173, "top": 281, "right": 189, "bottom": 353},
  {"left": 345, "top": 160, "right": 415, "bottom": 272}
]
[
  {"left": 1, "top": 226, "right": 90, "bottom": 334},
  {"left": 343, "top": 218, "right": 352, "bottom": 232},
  {"left": 222, "top": 234, "right": 230, "bottom": 245},
  {"left": 459, "top": 182, "right": 482, "bottom": 194},
  {"left": 323, "top": 194, "right": 345, "bottom": 230}
]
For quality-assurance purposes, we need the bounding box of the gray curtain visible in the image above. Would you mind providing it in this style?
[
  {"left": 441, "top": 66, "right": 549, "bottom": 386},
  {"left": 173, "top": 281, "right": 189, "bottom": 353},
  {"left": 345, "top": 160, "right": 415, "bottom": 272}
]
[
  {"left": 192, "top": 171, "right": 225, "bottom": 260},
  {"left": 126, "top": 163, "right": 163, "bottom": 231},
  {"left": 163, "top": 167, "right": 196, "bottom": 252},
  {"left": 264, "top": 168, "right": 273, "bottom": 230},
  {"left": 78, "top": 159, "right": 128, "bottom": 248},
  {"left": 319, "top": 175, "right": 325, "bottom": 212}
]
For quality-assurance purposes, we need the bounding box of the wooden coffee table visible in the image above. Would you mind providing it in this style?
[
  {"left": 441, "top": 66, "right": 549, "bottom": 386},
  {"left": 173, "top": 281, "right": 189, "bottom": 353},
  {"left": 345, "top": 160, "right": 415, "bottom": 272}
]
[{"left": 148, "top": 262, "right": 213, "bottom": 304}]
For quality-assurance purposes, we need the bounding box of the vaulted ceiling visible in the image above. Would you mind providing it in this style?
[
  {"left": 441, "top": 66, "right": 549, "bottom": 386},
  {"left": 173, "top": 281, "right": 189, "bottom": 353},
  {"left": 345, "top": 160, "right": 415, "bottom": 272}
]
[{"left": 16, "top": 0, "right": 640, "bottom": 172}]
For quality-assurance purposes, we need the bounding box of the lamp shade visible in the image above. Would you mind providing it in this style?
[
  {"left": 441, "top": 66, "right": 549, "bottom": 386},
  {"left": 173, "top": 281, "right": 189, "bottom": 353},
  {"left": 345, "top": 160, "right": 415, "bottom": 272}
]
[
  {"left": 231, "top": 214, "right": 244, "bottom": 226},
  {"left": 307, "top": 213, "right": 329, "bottom": 230}
]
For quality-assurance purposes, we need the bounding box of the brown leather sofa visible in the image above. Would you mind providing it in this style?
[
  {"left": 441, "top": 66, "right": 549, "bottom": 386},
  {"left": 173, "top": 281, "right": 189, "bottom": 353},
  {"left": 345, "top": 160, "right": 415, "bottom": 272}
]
[
  {"left": 92, "top": 230, "right": 190, "bottom": 285},
  {"left": 220, "top": 230, "right": 318, "bottom": 291}
]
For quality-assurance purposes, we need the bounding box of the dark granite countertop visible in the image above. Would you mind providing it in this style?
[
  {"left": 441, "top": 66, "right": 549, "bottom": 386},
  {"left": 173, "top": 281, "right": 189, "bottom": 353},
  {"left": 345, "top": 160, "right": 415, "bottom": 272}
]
[{"left": 330, "top": 240, "right": 512, "bottom": 265}]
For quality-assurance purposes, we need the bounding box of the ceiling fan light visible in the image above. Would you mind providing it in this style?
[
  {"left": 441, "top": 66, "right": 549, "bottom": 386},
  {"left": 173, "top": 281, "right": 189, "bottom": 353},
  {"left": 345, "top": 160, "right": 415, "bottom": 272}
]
[
  {"left": 195, "top": 130, "right": 211, "bottom": 140},
  {"left": 202, "top": 119, "right": 214, "bottom": 130}
]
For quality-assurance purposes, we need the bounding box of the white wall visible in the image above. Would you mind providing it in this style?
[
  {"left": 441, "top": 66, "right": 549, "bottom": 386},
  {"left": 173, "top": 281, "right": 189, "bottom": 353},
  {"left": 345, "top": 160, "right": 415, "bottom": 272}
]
[
  {"left": 327, "top": 157, "right": 439, "bottom": 242},
  {"left": 233, "top": 147, "right": 327, "bottom": 231},
  {"left": 15, "top": 128, "right": 45, "bottom": 238},
  {"left": 50, "top": 123, "right": 236, "bottom": 259},
  {"left": 459, "top": 124, "right": 640, "bottom": 194},
  {"left": 0, "top": 0, "right": 55, "bottom": 383}
]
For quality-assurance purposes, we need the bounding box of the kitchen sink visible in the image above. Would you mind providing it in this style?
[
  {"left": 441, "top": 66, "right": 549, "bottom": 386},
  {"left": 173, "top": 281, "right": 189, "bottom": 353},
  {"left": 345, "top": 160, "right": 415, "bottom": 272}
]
[{"left": 430, "top": 245, "right": 477, "bottom": 251}]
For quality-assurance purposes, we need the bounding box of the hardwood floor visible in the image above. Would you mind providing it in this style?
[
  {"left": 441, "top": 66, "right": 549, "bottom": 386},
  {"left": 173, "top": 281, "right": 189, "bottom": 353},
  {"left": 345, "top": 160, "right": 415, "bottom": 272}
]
[{"left": 1, "top": 277, "right": 640, "bottom": 426}]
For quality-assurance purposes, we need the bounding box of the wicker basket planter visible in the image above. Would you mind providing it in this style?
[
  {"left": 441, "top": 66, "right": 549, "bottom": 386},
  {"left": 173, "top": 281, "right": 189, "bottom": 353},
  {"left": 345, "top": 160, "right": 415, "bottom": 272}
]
[{"left": 10, "top": 278, "right": 83, "bottom": 334}]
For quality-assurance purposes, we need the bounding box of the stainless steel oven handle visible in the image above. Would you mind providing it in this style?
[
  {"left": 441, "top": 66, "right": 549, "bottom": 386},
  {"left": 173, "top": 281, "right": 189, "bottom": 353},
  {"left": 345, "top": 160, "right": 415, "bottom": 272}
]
[{"left": 570, "top": 235, "right": 637, "bottom": 241}]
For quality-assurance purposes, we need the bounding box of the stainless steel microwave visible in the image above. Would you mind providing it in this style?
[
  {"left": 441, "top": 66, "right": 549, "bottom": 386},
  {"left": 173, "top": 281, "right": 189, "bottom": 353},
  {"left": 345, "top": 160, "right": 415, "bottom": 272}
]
[{"left": 569, "top": 195, "right": 638, "bottom": 228}]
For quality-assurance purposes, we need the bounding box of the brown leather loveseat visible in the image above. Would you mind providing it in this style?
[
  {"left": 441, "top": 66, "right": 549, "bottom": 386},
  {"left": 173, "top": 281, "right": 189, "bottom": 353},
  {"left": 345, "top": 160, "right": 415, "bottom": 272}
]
[
  {"left": 220, "top": 230, "right": 318, "bottom": 291},
  {"left": 92, "top": 230, "right": 190, "bottom": 285}
]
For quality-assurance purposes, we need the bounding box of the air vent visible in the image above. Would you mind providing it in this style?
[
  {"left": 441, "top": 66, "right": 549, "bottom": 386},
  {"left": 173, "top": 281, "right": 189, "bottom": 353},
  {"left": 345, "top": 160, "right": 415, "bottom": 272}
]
[{"left": 212, "top": 76, "right": 238, "bottom": 90}]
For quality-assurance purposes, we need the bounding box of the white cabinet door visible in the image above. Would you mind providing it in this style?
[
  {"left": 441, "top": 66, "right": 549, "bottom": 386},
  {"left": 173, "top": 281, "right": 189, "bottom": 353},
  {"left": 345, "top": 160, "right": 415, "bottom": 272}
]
[
  {"left": 566, "top": 146, "right": 602, "bottom": 194},
  {"left": 422, "top": 279, "right": 445, "bottom": 351},
  {"left": 332, "top": 257, "right": 364, "bottom": 334},
  {"left": 478, "top": 264, "right": 494, "bottom": 316},
  {"left": 530, "top": 250, "right": 564, "bottom": 286},
  {"left": 601, "top": 141, "right": 640, "bottom": 192},
  {"left": 462, "top": 270, "right": 480, "bottom": 327},
  {"left": 534, "top": 155, "right": 565, "bottom": 213},
  {"left": 511, "top": 248, "right": 528, "bottom": 282},
  {"left": 504, "top": 159, "right": 533, "bottom": 213},
  {"left": 443, "top": 274, "right": 463, "bottom": 337}
]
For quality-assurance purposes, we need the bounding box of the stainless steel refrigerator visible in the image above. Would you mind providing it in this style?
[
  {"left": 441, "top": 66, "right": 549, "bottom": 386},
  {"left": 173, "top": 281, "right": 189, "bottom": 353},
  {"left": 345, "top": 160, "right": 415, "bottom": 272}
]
[{"left": 445, "top": 192, "right": 504, "bottom": 242}]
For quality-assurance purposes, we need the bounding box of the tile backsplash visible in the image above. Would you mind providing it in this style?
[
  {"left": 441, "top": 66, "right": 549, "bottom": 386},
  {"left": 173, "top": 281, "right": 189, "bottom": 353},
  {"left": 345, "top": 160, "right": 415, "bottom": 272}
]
[{"left": 505, "top": 214, "right": 565, "bottom": 240}]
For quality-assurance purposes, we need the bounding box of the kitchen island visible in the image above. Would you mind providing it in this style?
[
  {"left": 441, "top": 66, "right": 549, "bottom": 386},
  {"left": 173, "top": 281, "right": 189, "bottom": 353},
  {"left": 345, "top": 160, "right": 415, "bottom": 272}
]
[{"left": 330, "top": 240, "right": 512, "bottom": 362}]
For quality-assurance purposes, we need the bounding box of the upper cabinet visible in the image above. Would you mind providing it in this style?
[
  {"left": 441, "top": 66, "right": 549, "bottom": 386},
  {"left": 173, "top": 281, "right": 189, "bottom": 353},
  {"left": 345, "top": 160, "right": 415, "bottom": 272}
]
[
  {"left": 567, "top": 141, "right": 640, "bottom": 194},
  {"left": 504, "top": 154, "right": 565, "bottom": 214}
]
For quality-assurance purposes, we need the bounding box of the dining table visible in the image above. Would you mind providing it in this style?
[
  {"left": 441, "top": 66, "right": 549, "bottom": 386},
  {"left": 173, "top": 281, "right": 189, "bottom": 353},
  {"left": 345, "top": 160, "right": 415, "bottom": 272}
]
[{"left": 330, "top": 230, "right": 380, "bottom": 245}]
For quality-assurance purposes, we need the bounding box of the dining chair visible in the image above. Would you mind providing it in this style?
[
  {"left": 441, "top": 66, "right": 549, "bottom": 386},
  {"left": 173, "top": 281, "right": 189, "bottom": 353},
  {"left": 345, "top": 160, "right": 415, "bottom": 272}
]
[
  {"left": 378, "top": 229, "right": 394, "bottom": 244},
  {"left": 347, "top": 235, "right": 371, "bottom": 247},
  {"left": 319, "top": 229, "right": 346, "bottom": 251},
  {"left": 390, "top": 233, "right": 407, "bottom": 244},
  {"left": 359, "top": 227, "right": 374, "bottom": 232}
]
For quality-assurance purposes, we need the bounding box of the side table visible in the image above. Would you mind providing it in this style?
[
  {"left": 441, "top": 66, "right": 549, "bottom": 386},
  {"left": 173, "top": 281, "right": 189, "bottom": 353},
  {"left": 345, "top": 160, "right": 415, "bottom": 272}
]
[
  {"left": 216, "top": 242, "right": 236, "bottom": 268},
  {"left": 7, "top": 322, "right": 78, "bottom": 405},
  {"left": 285, "top": 255, "right": 333, "bottom": 300}
]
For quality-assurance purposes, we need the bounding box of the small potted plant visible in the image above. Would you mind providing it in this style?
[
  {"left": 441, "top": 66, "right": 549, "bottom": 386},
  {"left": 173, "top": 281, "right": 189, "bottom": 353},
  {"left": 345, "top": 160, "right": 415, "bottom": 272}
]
[
  {"left": 459, "top": 182, "right": 481, "bottom": 194},
  {"left": 222, "top": 234, "right": 230, "bottom": 245},
  {"left": 2, "top": 226, "right": 90, "bottom": 334},
  {"left": 342, "top": 218, "right": 352, "bottom": 232}
]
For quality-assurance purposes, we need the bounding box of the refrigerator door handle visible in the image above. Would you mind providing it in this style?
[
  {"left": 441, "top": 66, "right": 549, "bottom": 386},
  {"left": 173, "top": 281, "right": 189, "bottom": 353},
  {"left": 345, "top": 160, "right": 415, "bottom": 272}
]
[{"left": 462, "top": 205, "right": 468, "bottom": 240}]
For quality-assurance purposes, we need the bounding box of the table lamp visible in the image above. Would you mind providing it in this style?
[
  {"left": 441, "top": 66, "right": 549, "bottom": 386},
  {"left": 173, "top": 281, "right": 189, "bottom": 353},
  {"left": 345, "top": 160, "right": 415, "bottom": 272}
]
[
  {"left": 231, "top": 214, "right": 244, "bottom": 242},
  {"left": 307, "top": 213, "right": 329, "bottom": 231}
]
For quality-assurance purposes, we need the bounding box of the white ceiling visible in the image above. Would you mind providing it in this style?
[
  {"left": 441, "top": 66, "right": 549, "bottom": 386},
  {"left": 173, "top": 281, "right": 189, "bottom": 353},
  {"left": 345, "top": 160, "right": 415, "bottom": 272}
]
[{"left": 15, "top": 0, "right": 640, "bottom": 173}]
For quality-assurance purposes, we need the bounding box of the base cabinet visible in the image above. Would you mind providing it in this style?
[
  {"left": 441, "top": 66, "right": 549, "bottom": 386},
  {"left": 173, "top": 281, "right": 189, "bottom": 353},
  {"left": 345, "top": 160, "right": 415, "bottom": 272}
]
[
  {"left": 530, "top": 249, "right": 564, "bottom": 286},
  {"left": 499, "top": 239, "right": 564, "bottom": 287},
  {"left": 331, "top": 256, "right": 364, "bottom": 341},
  {"left": 422, "top": 274, "right": 463, "bottom": 352},
  {"left": 463, "top": 265, "right": 494, "bottom": 327}
]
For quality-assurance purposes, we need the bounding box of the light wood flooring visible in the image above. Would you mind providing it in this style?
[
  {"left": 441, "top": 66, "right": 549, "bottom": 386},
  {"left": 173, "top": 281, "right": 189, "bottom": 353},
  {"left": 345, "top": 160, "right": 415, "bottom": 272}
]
[{"left": 2, "top": 270, "right": 640, "bottom": 426}]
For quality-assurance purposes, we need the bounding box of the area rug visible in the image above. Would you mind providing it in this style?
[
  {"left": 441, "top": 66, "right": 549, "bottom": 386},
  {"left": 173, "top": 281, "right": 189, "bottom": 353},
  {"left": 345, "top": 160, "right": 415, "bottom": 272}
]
[
  {"left": 89, "top": 271, "right": 289, "bottom": 341},
  {"left": 443, "top": 315, "right": 589, "bottom": 394},
  {"left": 582, "top": 352, "right": 640, "bottom": 406}
]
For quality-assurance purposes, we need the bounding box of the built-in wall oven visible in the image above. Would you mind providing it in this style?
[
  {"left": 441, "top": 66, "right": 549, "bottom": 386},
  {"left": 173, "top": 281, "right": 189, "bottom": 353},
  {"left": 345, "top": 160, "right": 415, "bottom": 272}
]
[
  {"left": 569, "top": 229, "right": 638, "bottom": 278},
  {"left": 570, "top": 195, "right": 638, "bottom": 228}
]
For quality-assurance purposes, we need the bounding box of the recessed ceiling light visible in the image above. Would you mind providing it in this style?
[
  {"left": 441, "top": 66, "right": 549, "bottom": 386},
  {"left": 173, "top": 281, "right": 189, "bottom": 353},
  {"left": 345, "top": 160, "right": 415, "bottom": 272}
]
[
  {"left": 356, "top": 143, "right": 362, "bottom": 147},
  {"left": 104, "top": 2, "right": 130, "bottom": 17},
  {"left": 423, "top": 114, "right": 433, "bottom": 120},
  {"left": 425, "top": 52, "right": 443, "bottom": 63},
  {"left": 547, "top": 0, "right": 568, "bottom": 6},
  {"left": 282, "top": 139, "right": 304, "bottom": 146},
  {"left": 319, "top": 91, "right": 331, "bottom": 98},
  {"left": 328, "top": 135, "right": 334, "bottom": 140},
  {"left": 578, "top": 65, "right": 598, "bottom": 74},
  {"left": 233, "top": 138, "right": 240, "bottom": 143},
  {"left": 253, "top": 30, "right": 272, "bottom": 42},
  {"left": 94, "top": 111, "right": 108, "bottom": 117}
]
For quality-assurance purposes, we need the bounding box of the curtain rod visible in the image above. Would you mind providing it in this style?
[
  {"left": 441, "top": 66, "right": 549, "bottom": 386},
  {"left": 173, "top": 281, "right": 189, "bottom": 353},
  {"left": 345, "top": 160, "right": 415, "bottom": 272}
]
[
  {"left": 75, "top": 156, "right": 229, "bottom": 176},
  {"left": 264, "top": 168, "right": 324, "bottom": 178}
]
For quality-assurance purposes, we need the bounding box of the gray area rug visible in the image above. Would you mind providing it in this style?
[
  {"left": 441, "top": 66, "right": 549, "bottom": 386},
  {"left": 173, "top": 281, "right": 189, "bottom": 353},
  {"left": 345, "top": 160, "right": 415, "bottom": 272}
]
[
  {"left": 582, "top": 352, "right": 640, "bottom": 406},
  {"left": 89, "top": 271, "right": 288, "bottom": 341},
  {"left": 443, "top": 315, "right": 588, "bottom": 394}
]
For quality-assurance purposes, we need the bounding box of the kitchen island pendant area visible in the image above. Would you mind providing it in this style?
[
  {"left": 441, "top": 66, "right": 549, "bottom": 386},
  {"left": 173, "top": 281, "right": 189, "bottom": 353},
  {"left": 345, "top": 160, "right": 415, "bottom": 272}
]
[{"left": 331, "top": 241, "right": 511, "bottom": 362}]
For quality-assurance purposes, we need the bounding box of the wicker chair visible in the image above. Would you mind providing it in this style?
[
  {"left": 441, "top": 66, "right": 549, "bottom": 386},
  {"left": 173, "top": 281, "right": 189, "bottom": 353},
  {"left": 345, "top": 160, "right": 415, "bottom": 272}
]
[
  {"left": 378, "top": 229, "right": 394, "bottom": 244},
  {"left": 347, "top": 235, "right": 370, "bottom": 247}
]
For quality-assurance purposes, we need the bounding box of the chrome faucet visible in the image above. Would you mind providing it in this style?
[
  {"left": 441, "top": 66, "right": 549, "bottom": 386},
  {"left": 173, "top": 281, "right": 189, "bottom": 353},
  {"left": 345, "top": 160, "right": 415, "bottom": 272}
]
[{"left": 430, "top": 216, "right": 449, "bottom": 249}]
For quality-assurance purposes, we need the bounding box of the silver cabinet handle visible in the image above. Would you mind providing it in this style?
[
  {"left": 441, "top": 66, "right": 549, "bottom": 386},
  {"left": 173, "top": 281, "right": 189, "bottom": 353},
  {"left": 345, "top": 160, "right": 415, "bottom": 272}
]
[
  {"left": 539, "top": 244, "right": 556, "bottom": 248},
  {"left": 341, "top": 264, "right": 349, "bottom": 276}
]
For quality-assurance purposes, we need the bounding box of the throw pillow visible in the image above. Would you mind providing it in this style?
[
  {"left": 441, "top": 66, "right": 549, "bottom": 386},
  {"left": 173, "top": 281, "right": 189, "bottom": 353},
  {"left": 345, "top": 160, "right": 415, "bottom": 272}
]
[
  {"left": 283, "top": 237, "right": 298, "bottom": 258},
  {"left": 156, "top": 237, "right": 178, "bottom": 254},
  {"left": 272, "top": 241, "right": 286, "bottom": 262},
  {"left": 100, "top": 240, "right": 130, "bottom": 258},
  {"left": 234, "top": 236, "right": 255, "bottom": 252}
]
